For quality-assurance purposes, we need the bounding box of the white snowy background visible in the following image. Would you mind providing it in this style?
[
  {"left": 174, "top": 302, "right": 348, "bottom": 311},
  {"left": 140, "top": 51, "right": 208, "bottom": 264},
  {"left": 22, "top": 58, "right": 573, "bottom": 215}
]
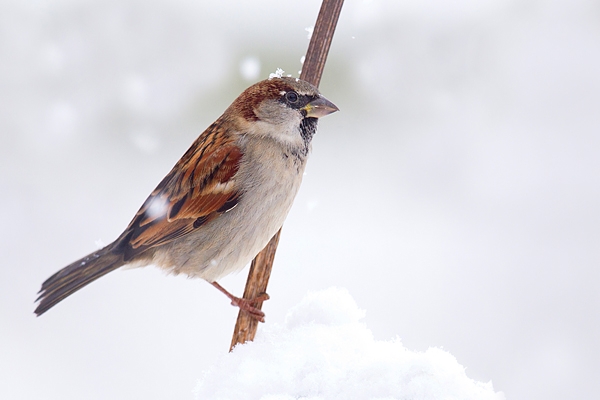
[{"left": 1, "top": 0, "right": 599, "bottom": 399}]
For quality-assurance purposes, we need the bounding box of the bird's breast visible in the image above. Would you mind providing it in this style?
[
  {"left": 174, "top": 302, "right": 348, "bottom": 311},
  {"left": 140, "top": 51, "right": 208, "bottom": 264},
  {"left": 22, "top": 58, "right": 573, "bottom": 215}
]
[{"left": 151, "top": 136, "right": 308, "bottom": 282}]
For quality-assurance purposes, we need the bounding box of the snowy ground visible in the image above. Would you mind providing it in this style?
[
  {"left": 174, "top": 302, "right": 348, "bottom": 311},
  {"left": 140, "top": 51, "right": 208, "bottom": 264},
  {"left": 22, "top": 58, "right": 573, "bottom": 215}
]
[
  {"left": 196, "top": 288, "right": 503, "bottom": 399},
  {"left": 2, "top": 1, "right": 599, "bottom": 399}
]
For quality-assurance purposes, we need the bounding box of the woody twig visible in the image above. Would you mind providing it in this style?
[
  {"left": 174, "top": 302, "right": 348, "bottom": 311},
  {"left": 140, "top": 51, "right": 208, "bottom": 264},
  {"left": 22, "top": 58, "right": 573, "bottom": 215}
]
[{"left": 230, "top": 0, "right": 344, "bottom": 352}]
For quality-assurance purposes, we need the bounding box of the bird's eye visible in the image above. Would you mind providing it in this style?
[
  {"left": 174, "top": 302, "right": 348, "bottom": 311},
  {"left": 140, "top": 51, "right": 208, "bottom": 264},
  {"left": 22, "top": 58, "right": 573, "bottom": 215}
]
[{"left": 285, "top": 91, "right": 299, "bottom": 103}]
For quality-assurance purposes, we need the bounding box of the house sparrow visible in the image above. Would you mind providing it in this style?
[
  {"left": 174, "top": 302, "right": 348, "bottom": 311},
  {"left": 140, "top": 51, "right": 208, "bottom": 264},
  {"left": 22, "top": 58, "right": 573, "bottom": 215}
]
[{"left": 35, "top": 77, "right": 338, "bottom": 321}]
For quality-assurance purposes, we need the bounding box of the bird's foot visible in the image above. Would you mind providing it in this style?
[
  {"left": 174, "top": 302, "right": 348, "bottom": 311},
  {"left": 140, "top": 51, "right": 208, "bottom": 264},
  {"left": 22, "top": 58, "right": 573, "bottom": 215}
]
[
  {"left": 229, "top": 293, "right": 269, "bottom": 322},
  {"left": 211, "top": 281, "right": 269, "bottom": 322}
]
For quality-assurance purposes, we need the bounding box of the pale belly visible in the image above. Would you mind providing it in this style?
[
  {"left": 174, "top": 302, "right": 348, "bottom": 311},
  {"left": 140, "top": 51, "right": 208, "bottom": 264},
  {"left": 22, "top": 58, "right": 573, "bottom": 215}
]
[{"left": 149, "top": 144, "right": 307, "bottom": 282}]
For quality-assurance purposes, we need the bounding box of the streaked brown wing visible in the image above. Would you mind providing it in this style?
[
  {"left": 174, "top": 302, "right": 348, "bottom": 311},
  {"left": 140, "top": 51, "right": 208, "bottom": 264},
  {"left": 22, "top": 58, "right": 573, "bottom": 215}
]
[{"left": 117, "top": 122, "right": 243, "bottom": 260}]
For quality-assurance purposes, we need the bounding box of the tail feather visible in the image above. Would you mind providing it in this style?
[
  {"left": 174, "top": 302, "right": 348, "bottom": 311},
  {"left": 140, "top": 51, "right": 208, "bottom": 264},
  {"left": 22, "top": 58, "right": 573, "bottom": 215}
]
[{"left": 35, "top": 245, "right": 123, "bottom": 316}]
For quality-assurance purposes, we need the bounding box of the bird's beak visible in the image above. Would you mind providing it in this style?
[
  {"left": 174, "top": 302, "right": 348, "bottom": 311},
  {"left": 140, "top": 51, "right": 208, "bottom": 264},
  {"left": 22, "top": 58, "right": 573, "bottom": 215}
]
[{"left": 302, "top": 95, "right": 339, "bottom": 118}]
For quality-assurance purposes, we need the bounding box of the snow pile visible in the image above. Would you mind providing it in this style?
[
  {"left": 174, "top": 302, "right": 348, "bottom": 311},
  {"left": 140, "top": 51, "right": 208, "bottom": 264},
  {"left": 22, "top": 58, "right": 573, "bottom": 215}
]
[
  {"left": 268, "top": 68, "right": 285, "bottom": 80},
  {"left": 195, "top": 288, "right": 504, "bottom": 400}
]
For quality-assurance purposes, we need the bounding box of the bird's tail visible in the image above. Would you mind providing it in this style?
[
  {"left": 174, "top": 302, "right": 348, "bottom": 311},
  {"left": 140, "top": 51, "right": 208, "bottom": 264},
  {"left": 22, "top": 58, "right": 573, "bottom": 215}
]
[{"left": 35, "top": 245, "right": 123, "bottom": 316}]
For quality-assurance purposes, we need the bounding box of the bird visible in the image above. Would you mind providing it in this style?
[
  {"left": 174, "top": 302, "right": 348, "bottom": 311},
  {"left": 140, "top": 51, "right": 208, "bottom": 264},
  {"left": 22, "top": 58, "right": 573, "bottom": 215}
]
[{"left": 35, "top": 76, "right": 338, "bottom": 321}]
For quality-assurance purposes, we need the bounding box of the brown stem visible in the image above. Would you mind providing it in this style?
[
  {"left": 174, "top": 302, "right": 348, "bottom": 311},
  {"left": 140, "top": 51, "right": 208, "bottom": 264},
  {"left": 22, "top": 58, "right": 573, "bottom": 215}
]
[
  {"left": 229, "top": 230, "right": 281, "bottom": 350},
  {"left": 230, "top": 0, "right": 344, "bottom": 352},
  {"left": 300, "top": 0, "right": 345, "bottom": 86}
]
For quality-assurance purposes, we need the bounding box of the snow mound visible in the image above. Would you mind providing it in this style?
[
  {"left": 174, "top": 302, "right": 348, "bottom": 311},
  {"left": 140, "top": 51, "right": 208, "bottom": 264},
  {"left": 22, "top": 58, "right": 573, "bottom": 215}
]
[
  {"left": 268, "top": 68, "right": 285, "bottom": 80},
  {"left": 195, "top": 288, "right": 504, "bottom": 400}
]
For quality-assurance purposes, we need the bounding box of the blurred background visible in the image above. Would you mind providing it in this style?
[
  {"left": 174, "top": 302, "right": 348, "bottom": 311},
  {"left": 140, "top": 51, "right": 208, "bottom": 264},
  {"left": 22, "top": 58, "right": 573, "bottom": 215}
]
[{"left": 1, "top": 0, "right": 599, "bottom": 399}]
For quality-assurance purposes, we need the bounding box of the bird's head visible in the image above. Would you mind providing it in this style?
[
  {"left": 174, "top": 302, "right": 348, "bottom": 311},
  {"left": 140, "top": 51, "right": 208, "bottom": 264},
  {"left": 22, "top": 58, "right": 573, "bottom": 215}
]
[{"left": 226, "top": 77, "right": 338, "bottom": 148}]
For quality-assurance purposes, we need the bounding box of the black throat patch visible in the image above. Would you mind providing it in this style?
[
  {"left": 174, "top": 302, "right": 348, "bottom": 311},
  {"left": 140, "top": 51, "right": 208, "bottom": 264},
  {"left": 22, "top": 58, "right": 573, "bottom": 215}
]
[
  {"left": 300, "top": 117, "right": 318, "bottom": 147},
  {"left": 285, "top": 117, "right": 318, "bottom": 164}
]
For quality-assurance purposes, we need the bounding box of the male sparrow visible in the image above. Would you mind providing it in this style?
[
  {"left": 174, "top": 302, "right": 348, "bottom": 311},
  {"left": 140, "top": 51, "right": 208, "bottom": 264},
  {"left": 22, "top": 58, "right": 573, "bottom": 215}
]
[{"left": 35, "top": 77, "right": 338, "bottom": 321}]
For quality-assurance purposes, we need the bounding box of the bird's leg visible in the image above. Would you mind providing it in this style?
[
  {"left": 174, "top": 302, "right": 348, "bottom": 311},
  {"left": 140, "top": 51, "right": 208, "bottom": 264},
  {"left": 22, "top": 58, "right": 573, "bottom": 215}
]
[{"left": 210, "top": 281, "right": 269, "bottom": 322}]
